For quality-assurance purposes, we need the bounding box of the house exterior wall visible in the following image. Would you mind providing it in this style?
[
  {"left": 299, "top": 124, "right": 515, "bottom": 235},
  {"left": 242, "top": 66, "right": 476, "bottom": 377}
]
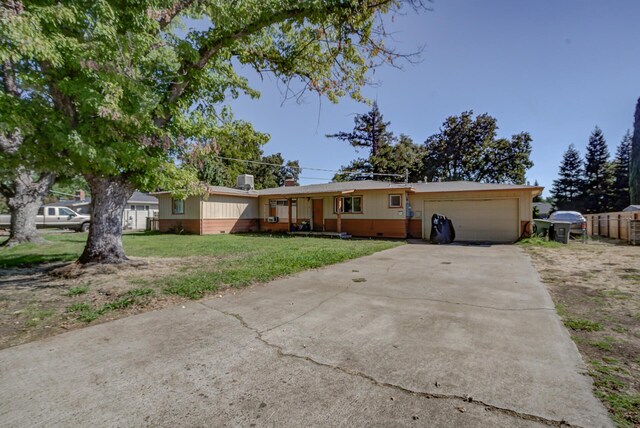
[
  {"left": 408, "top": 189, "right": 534, "bottom": 240},
  {"left": 156, "top": 187, "right": 535, "bottom": 240},
  {"left": 202, "top": 195, "right": 258, "bottom": 219},
  {"left": 258, "top": 190, "right": 408, "bottom": 237},
  {"left": 157, "top": 194, "right": 201, "bottom": 220},
  {"left": 158, "top": 194, "right": 260, "bottom": 235}
]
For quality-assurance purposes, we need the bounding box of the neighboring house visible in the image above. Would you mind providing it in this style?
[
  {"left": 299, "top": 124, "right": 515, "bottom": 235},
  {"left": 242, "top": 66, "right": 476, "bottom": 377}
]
[
  {"left": 48, "top": 190, "right": 159, "bottom": 230},
  {"left": 623, "top": 205, "right": 640, "bottom": 212},
  {"left": 533, "top": 202, "right": 552, "bottom": 218},
  {"left": 154, "top": 175, "right": 543, "bottom": 242}
]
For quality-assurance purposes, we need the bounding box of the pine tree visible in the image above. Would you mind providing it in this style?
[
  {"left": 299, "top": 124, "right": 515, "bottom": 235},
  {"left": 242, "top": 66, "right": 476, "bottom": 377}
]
[
  {"left": 533, "top": 179, "right": 542, "bottom": 202},
  {"left": 551, "top": 144, "right": 584, "bottom": 210},
  {"left": 327, "top": 101, "right": 394, "bottom": 175},
  {"left": 583, "top": 127, "right": 615, "bottom": 213},
  {"left": 611, "top": 131, "right": 631, "bottom": 211},
  {"left": 631, "top": 98, "right": 640, "bottom": 204}
]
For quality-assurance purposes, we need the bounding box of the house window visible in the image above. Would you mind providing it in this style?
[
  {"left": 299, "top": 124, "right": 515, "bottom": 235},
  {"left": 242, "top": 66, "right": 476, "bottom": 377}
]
[
  {"left": 144, "top": 205, "right": 150, "bottom": 211},
  {"left": 268, "top": 199, "right": 296, "bottom": 222},
  {"left": 130, "top": 205, "right": 136, "bottom": 211},
  {"left": 334, "top": 196, "right": 362, "bottom": 213},
  {"left": 172, "top": 199, "right": 185, "bottom": 215},
  {"left": 389, "top": 194, "right": 402, "bottom": 208}
]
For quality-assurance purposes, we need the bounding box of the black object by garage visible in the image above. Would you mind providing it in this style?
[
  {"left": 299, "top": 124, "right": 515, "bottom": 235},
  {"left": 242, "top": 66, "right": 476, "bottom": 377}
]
[{"left": 430, "top": 213, "right": 456, "bottom": 244}]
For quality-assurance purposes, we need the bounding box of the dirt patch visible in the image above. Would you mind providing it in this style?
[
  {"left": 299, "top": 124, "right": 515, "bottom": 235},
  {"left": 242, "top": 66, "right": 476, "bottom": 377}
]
[
  {"left": 0, "top": 256, "right": 230, "bottom": 350},
  {"left": 524, "top": 239, "right": 640, "bottom": 426}
]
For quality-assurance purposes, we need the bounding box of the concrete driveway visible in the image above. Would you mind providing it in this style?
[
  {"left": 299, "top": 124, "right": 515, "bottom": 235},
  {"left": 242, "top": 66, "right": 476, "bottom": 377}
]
[{"left": 0, "top": 244, "right": 611, "bottom": 427}]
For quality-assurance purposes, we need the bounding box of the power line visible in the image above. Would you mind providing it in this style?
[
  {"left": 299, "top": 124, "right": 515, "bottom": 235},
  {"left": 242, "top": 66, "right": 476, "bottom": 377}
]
[{"left": 211, "top": 155, "right": 403, "bottom": 178}]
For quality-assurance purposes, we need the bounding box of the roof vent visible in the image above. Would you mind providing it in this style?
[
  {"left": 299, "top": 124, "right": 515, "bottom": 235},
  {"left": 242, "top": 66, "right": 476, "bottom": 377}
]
[{"left": 237, "top": 174, "right": 255, "bottom": 191}]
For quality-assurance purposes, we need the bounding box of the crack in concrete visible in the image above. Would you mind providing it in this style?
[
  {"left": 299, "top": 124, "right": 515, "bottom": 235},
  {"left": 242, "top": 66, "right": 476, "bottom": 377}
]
[
  {"left": 205, "top": 305, "right": 578, "bottom": 428},
  {"left": 346, "top": 290, "right": 556, "bottom": 312},
  {"left": 258, "top": 286, "right": 351, "bottom": 334}
]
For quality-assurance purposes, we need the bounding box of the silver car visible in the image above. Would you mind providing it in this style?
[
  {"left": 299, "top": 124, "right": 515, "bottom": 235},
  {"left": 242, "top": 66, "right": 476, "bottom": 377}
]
[{"left": 548, "top": 211, "right": 586, "bottom": 235}]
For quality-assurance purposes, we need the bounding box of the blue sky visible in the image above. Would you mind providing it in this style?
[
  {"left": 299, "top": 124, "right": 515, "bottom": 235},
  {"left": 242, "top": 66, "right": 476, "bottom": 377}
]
[{"left": 227, "top": 0, "right": 640, "bottom": 195}]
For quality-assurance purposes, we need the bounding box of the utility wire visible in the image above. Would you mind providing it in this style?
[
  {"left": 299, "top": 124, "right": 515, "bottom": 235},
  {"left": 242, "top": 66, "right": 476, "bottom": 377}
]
[{"left": 211, "top": 155, "right": 403, "bottom": 178}]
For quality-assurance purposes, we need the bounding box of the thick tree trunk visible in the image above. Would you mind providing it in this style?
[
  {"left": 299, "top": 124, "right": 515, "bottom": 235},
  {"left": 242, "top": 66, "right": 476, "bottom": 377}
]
[
  {"left": 631, "top": 98, "right": 640, "bottom": 204},
  {"left": 1, "top": 169, "right": 55, "bottom": 248},
  {"left": 78, "top": 176, "right": 134, "bottom": 264}
]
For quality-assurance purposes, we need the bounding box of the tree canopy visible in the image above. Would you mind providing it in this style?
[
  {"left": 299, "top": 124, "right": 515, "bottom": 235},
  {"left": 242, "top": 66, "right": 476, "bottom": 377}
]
[
  {"left": 583, "top": 127, "right": 614, "bottom": 213},
  {"left": 1, "top": 0, "right": 423, "bottom": 262},
  {"left": 631, "top": 98, "right": 640, "bottom": 205},
  {"left": 611, "top": 131, "right": 631, "bottom": 211},
  {"left": 550, "top": 144, "right": 584, "bottom": 211},
  {"left": 423, "top": 111, "right": 533, "bottom": 184}
]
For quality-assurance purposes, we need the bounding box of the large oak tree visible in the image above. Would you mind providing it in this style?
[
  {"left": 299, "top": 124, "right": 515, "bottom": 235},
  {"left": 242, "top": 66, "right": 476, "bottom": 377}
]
[
  {"left": 3, "top": 0, "right": 422, "bottom": 263},
  {"left": 423, "top": 111, "right": 533, "bottom": 184}
]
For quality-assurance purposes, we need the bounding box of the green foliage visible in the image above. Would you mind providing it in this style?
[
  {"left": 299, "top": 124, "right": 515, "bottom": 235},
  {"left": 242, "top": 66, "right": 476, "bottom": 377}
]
[
  {"left": 0, "top": 232, "right": 401, "bottom": 301},
  {"left": 330, "top": 103, "right": 426, "bottom": 182},
  {"left": 583, "top": 127, "right": 615, "bottom": 213},
  {"left": 564, "top": 318, "right": 603, "bottom": 332},
  {"left": 532, "top": 180, "right": 543, "bottom": 202},
  {"left": 66, "top": 288, "right": 154, "bottom": 322},
  {"left": 22, "top": 305, "right": 54, "bottom": 327},
  {"left": 517, "top": 236, "right": 561, "bottom": 248},
  {"left": 423, "top": 111, "right": 533, "bottom": 184},
  {"left": 611, "top": 131, "right": 631, "bottom": 211},
  {"left": 66, "top": 285, "right": 89, "bottom": 296},
  {"left": 631, "top": 98, "right": 640, "bottom": 205},
  {"left": 551, "top": 144, "right": 584, "bottom": 211},
  {"left": 162, "top": 235, "right": 402, "bottom": 299},
  {"left": 328, "top": 101, "right": 395, "bottom": 178},
  {"left": 249, "top": 153, "right": 301, "bottom": 189},
  {"left": 2, "top": 0, "right": 411, "bottom": 194}
]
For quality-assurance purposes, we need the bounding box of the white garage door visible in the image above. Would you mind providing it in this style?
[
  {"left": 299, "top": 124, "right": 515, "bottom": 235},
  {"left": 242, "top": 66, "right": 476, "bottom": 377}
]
[{"left": 423, "top": 199, "right": 519, "bottom": 242}]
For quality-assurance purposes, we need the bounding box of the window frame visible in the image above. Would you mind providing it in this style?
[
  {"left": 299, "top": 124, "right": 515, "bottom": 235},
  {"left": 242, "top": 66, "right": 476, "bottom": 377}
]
[
  {"left": 268, "top": 199, "right": 296, "bottom": 222},
  {"left": 172, "top": 198, "right": 185, "bottom": 215},
  {"left": 388, "top": 194, "right": 403, "bottom": 208},
  {"left": 333, "top": 195, "right": 363, "bottom": 214},
  {"left": 59, "top": 207, "right": 75, "bottom": 216}
]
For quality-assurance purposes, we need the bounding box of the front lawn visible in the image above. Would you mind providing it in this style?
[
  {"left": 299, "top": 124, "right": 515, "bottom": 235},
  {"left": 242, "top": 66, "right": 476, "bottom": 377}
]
[
  {"left": 521, "top": 239, "right": 640, "bottom": 427},
  {"left": 0, "top": 232, "right": 403, "bottom": 349}
]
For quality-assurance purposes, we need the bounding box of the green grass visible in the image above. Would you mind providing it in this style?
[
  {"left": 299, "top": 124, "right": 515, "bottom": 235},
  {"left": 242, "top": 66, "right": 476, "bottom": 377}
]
[
  {"left": 589, "top": 336, "right": 617, "bottom": 352},
  {"left": 564, "top": 317, "right": 603, "bottom": 332},
  {"left": 18, "top": 233, "right": 401, "bottom": 301},
  {"left": 158, "top": 236, "right": 402, "bottom": 299},
  {"left": 597, "top": 391, "right": 640, "bottom": 427},
  {"left": 620, "top": 274, "right": 640, "bottom": 283},
  {"left": 66, "top": 285, "right": 89, "bottom": 296},
  {"left": 66, "top": 288, "right": 155, "bottom": 323},
  {"left": 517, "top": 236, "right": 562, "bottom": 248},
  {"left": 21, "top": 305, "right": 54, "bottom": 327}
]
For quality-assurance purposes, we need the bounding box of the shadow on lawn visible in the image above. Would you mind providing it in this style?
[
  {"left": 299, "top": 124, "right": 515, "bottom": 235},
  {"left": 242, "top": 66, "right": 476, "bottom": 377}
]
[{"left": 0, "top": 253, "right": 78, "bottom": 270}]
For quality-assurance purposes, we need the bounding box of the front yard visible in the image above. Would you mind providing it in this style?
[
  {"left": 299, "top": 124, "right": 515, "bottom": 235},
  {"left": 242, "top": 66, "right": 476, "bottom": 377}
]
[
  {"left": 522, "top": 238, "right": 640, "bottom": 427},
  {"left": 0, "top": 232, "right": 402, "bottom": 349}
]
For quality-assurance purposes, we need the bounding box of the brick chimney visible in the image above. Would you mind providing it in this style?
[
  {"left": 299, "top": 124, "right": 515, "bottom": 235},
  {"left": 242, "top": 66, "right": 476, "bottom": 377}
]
[
  {"left": 283, "top": 176, "right": 297, "bottom": 187},
  {"left": 75, "top": 190, "right": 85, "bottom": 201}
]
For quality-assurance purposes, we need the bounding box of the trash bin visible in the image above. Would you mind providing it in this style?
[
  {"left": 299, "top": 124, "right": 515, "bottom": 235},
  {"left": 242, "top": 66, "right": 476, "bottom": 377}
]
[
  {"left": 533, "top": 219, "right": 552, "bottom": 237},
  {"left": 550, "top": 221, "right": 572, "bottom": 244}
]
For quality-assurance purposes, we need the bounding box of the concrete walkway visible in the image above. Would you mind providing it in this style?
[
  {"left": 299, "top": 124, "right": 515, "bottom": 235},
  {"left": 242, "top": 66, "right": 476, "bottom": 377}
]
[{"left": 0, "top": 244, "right": 611, "bottom": 427}]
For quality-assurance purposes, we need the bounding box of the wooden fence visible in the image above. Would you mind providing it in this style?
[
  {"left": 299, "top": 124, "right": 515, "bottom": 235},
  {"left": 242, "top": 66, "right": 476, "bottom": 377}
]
[{"left": 584, "top": 211, "right": 640, "bottom": 242}]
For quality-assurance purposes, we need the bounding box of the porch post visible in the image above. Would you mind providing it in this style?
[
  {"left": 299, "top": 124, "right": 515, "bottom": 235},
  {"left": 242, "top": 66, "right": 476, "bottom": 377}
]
[
  {"left": 337, "top": 196, "right": 342, "bottom": 233},
  {"left": 288, "top": 198, "right": 292, "bottom": 232}
]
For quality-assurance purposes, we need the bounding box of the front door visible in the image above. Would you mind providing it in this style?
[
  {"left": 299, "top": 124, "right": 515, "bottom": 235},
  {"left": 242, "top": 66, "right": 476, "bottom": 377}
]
[{"left": 312, "top": 199, "right": 323, "bottom": 231}]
